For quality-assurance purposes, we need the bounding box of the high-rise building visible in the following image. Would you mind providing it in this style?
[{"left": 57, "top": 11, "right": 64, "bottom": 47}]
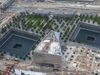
[{"left": 0, "top": 0, "right": 15, "bottom": 11}]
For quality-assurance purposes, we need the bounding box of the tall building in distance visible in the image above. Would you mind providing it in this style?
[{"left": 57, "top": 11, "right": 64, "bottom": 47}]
[{"left": 0, "top": 0, "right": 15, "bottom": 11}]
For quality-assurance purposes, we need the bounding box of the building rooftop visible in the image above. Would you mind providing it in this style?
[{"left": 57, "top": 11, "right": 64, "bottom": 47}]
[{"left": 34, "top": 31, "right": 61, "bottom": 55}]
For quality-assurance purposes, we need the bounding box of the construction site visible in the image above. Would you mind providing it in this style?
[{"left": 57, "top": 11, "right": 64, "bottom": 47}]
[{"left": 0, "top": 0, "right": 100, "bottom": 75}]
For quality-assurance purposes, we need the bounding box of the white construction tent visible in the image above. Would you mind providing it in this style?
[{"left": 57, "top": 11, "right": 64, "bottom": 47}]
[{"left": 15, "top": 69, "right": 47, "bottom": 75}]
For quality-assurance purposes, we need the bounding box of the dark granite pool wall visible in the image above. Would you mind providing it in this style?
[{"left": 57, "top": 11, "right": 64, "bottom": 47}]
[
  {"left": 0, "top": 28, "right": 40, "bottom": 59},
  {"left": 70, "top": 22, "right": 100, "bottom": 48}
]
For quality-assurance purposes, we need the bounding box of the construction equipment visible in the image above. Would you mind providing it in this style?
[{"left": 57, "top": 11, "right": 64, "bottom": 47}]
[{"left": 4, "top": 64, "right": 16, "bottom": 75}]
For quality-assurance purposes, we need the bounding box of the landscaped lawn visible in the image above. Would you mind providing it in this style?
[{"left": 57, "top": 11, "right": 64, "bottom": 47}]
[{"left": 2, "top": 12, "right": 100, "bottom": 43}]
